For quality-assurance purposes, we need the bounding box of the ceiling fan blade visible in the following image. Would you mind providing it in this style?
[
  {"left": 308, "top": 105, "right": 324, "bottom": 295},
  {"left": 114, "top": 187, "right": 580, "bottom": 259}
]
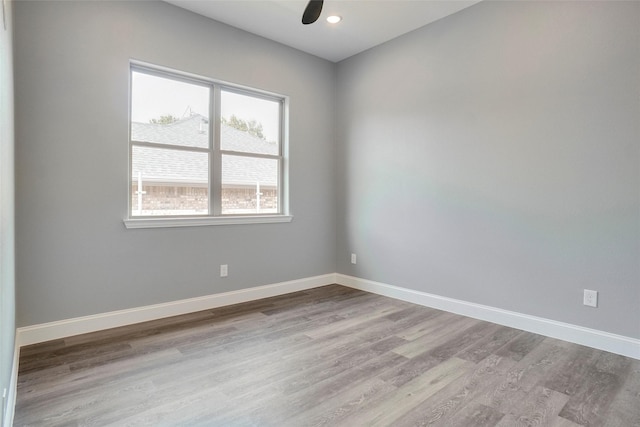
[{"left": 302, "top": 0, "right": 324, "bottom": 25}]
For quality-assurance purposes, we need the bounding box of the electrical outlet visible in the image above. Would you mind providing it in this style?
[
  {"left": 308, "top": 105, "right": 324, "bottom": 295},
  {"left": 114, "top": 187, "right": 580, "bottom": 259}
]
[
  {"left": 351, "top": 253, "right": 357, "bottom": 264},
  {"left": 220, "top": 264, "right": 228, "bottom": 278},
  {"left": 583, "top": 289, "right": 598, "bottom": 307}
]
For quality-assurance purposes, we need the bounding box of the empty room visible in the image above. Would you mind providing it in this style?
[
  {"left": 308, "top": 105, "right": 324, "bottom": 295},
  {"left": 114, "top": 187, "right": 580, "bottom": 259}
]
[{"left": 1, "top": 0, "right": 639, "bottom": 426}]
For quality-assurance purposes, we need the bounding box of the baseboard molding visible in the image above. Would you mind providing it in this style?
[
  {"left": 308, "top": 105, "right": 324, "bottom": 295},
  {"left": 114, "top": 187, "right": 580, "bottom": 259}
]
[
  {"left": 15, "top": 272, "right": 639, "bottom": 361},
  {"left": 336, "top": 274, "right": 640, "bottom": 360},
  {"left": 17, "top": 273, "right": 337, "bottom": 347}
]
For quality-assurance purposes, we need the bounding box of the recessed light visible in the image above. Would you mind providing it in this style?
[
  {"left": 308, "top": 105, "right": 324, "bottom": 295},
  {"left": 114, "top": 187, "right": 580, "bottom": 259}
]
[{"left": 326, "top": 15, "right": 342, "bottom": 24}]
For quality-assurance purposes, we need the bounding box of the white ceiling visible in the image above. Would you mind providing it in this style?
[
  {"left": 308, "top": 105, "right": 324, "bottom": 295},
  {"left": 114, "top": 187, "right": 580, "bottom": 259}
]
[{"left": 164, "top": 1, "right": 481, "bottom": 62}]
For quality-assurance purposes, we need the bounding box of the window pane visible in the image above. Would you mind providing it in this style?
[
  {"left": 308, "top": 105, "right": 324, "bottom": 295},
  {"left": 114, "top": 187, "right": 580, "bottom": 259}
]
[
  {"left": 131, "top": 71, "right": 210, "bottom": 149},
  {"left": 221, "top": 90, "right": 279, "bottom": 155},
  {"left": 131, "top": 146, "right": 209, "bottom": 216},
  {"left": 221, "top": 155, "right": 279, "bottom": 214}
]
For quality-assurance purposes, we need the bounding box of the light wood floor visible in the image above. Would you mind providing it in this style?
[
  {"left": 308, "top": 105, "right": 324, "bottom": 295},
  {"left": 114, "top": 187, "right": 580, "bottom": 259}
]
[{"left": 14, "top": 285, "right": 640, "bottom": 426}]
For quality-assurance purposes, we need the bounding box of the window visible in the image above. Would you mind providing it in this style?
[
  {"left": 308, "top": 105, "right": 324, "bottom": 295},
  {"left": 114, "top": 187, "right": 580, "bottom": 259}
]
[{"left": 127, "top": 64, "right": 290, "bottom": 228}]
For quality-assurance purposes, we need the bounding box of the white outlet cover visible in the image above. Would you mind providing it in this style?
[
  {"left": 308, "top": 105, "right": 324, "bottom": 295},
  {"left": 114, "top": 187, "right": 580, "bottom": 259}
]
[{"left": 583, "top": 289, "right": 598, "bottom": 307}]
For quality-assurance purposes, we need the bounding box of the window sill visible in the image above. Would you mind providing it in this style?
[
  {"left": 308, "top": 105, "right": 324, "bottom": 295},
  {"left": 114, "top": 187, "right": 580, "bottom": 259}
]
[{"left": 123, "top": 215, "right": 293, "bottom": 229}]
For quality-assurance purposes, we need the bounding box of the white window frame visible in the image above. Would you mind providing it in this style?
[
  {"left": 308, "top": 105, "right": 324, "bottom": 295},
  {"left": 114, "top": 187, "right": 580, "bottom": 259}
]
[{"left": 124, "top": 62, "right": 291, "bottom": 229}]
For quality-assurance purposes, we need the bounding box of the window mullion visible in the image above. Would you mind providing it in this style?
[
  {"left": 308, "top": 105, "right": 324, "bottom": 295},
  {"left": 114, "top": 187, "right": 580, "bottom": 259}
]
[
  {"left": 131, "top": 140, "right": 210, "bottom": 153},
  {"left": 211, "top": 85, "right": 222, "bottom": 216},
  {"left": 278, "top": 98, "right": 285, "bottom": 214},
  {"left": 218, "top": 150, "right": 281, "bottom": 161}
]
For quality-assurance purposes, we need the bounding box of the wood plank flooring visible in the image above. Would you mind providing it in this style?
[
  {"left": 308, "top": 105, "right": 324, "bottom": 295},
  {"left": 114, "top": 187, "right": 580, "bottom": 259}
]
[{"left": 14, "top": 285, "right": 640, "bottom": 426}]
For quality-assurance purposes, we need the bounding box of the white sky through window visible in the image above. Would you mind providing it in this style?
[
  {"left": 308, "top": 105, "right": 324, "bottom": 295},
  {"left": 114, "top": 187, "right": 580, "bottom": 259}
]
[{"left": 221, "top": 90, "right": 280, "bottom": 143}]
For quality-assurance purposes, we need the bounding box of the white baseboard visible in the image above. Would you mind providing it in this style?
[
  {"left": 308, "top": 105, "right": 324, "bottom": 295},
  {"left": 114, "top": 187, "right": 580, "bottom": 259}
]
[
  {"left": 336, "top": 274, "right": 640, "bottom": 360},
  {"left": 15, "top": 272, "right": 639, "bottom": 361},
  {"left": 17, "top": 273, "right": 337, "bottom": 347}
]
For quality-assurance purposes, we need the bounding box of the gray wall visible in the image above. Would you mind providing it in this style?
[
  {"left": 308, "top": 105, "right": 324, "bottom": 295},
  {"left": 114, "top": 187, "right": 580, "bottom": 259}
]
[
  {"left": 13, "top": 1, "right": 640, "bottom": 342},
  {"left": 336, "top": 1, "right": 640, "bottom": 338},
  {"left": 1, "top": 0, "right": 15, "bottom": 423},
  {"left": 14, "top": 1, "right": 336, "bottom": 326}
]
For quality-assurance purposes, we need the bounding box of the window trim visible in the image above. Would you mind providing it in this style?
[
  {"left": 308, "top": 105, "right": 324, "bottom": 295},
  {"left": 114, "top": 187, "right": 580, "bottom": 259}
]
[
  {"left": 126, "top": 61, "right": 291, "bottom": 228},
  {"left": 124, "top": 214, "right": 293, "bottom": 229}
]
